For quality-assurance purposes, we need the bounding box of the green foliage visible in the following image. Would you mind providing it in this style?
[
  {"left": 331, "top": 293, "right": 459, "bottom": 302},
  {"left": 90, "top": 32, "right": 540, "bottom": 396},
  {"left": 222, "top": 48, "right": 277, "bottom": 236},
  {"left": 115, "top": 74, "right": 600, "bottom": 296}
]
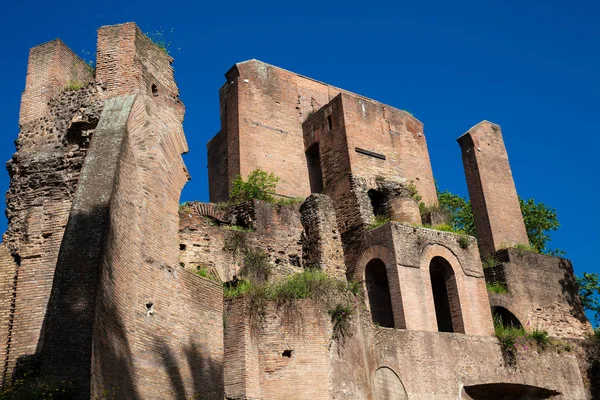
[
  {"left": 145, "top": 28, "right": 178, "bottom": 55},
  {"left": 240, "top": 248, "right": 272, "bottom": 284},
  {"left": 79, "top": 49, "right": 95, "bottom": 75},
  {"left": 498, "top": 242, "right": 540, "bottom": 254},
  {"left": 64, "top": 80, "right": 86, "bottom": 91},
  {"left": 223, "top": 231, "right": 249, "bottom": 257},
  {"left": 230, "top": 169, "right": 280, "bottom": 203},
  {"left": 179, "top": 202, "right": 192, "bottom": 213},
  {"left": 226, "top": 225, "right": 253, "bottom": 232},
  {"left": 457, "top": 234, "right": 470, "bottom": 249},
  {"left": 329, "top": 304, "right": 354, "bottom": 343},
  {"left": 194, "top": 265, "right": 220, "bottom": 282},
  {"left": 437, "top": 188, "right": 564, "bottom": 256},
  {"left": 272, "top": 196, "right": 305, "bottom": 206},
  {"left": 486, "top": 281, "right": 508, "bottom": 294},
  {"left": 367, "top": 215, "right": 391, "bottom": 230},
  {"left": 482, "top": 255, "right": 499, "bottom": 269},
  {"left": 519, "top": 197, "right": 564, "bottom": 256},
  {"left": 576, "top": 272, "right": 600, "bottom": 325},
  {"left": 529, "top": 328, "right": 551, "bottom": 350},
  {"left": 0, "top": 376, "right": 73, "bottom": 399},
  {"left": 223, "top": 278, "right": 254, "bottom": 299},
  {"left": 437, "top": 190, "right": 477, "bottom": 236},
  {"left": 405, "top": 181, "right": 422, "bottom": 202}
]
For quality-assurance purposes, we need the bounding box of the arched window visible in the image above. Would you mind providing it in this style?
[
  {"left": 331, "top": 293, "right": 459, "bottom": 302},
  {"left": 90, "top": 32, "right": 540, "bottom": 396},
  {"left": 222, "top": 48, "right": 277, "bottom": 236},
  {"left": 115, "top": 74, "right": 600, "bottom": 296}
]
[
  {"left": 373, "top": 367, "right": 408, "bottom": 400},
  {"left": 429, "top": 256, "right": 464, "bottom": 333},
  {"left": 365, "top": 259, "right": 394, "bottom": 328},
  {"left": 492, "top": 306, "right": 522, "bottom": 329}
]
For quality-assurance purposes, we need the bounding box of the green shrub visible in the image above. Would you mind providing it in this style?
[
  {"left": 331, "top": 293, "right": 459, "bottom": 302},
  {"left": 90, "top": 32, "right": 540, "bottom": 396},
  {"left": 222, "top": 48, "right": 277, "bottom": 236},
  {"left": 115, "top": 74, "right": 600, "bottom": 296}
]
[
  {"left": 529, "top": 328, "right": 551, "bottom": 350},
  {"left": 179, "top": 202, "right": 192, "bottom": 213},
  {"left": 499, "top": 242, "right": 540, "bottom": 254},
  {"left": 194, "top": 265, "right": 220, "bottom": 282},
  {"left": 64, "top": 80, "right": 86, "bottom": 91},
  {"left": 457, "top": 234, "right": 470, "bottom": 249},
  {"left": 486, "top": 282, "right": 508, "bottom": 294},
  {"left": 482, "top": 256, "right": 499, "bottom": 269},
  {"left": 493, "top": 314, "right": 527, "bottom": 365},
  {"left": 405, "top": 181, "right": 422, "bottom": 202},
  {"left": 273, "top": 196, "right": 305, "bottom": 206},
  {"left": 240, "top": 248, "right": 272, "bottom": 284},
  {"left": 223, "top": 279, "right": 254, "bottom": 299},
  {"left": 223, "top": 231, "right": 249, "bottom": 257},
  {"left": 329, "top": 304, "right": 354, "bottom": 343},
  {"left": 230, "top": 169, "right": 280, "bottom": 203},
  {"left": 367, "top": 215, "right": 391, "bottom": 230}
]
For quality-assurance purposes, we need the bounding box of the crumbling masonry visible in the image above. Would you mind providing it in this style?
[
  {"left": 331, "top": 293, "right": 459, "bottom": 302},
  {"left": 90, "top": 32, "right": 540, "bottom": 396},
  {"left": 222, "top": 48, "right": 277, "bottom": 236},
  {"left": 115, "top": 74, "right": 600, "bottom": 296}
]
[{"left": 0, "top": 22, "right": 597, "bottom": 399}]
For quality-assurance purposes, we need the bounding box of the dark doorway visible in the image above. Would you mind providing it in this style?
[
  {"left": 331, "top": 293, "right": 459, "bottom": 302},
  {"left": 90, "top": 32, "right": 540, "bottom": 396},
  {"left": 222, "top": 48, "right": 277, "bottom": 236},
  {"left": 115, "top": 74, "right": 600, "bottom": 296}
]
[
  {"left": 306, "top": 143, "right": 323, "bottom": 193},
  {"left": 492, "top": 306, "right": 522, "bottom": 329},
  {"left": 365, "top": 259, "right": 395, "bottom": 328},
  {"left": 368, "top": 189, "right": 386, "bottom": 216},
  {"left": 429, "top": 256, "right": 464, "bottom": 333}
]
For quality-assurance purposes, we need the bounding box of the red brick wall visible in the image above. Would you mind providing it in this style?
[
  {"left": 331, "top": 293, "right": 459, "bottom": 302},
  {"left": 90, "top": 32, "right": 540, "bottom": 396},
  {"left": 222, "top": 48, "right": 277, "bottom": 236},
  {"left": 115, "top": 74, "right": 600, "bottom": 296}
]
[
  {"left": 458, "top": 121, "right": 529, "bottom": 256},
  {"left": 19, "top": 40, "right": 93, "bottom": 125},
  {"left": 210, "top": 60, "right": 437, "bottom": 205}
]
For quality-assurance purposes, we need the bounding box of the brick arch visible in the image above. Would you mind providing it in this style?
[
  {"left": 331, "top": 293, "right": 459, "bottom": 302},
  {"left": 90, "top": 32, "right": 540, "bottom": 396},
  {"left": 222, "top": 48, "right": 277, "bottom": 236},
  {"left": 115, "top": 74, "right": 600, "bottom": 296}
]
[
  {"left": 373, "top": 366, "right": 408, "bottom": 400},
  {"left": 488, "top": 296, "right": 527, "bottom": 330},
  {"left": 354, "top": 245, "right": 395, "bottom": 282},
  {"left": 355, "top": 245, "right": 406, "bottom": 329},
  {"left": 421, "top": 244, "right": 465, "bottom": 333}
]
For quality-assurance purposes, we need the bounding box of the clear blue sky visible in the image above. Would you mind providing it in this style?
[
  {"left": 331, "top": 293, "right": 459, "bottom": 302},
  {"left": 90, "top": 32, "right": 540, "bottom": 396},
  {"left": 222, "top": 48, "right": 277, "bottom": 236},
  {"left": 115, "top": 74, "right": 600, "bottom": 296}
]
[{"left": 0, "top": 1, "right": 598, "bottom": 322}]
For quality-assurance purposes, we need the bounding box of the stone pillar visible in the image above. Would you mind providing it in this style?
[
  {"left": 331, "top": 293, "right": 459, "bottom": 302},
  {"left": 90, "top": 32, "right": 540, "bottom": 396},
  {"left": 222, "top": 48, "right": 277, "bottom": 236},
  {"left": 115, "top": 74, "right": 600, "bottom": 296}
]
[
  {"left": 387, "top": 196, "right": 421, "bottom": 225},
  {"left": 300, "top": 194, "right": 345, "bottom": 279},
  {"left": 457, "top": 121, "right": 528, "bottom": 257}
]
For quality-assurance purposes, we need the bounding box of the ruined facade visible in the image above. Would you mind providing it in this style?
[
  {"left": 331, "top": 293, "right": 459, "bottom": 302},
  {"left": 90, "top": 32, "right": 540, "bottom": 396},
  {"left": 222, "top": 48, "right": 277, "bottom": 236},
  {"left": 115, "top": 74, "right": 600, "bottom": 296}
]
[{"left": 0, "top": 23, "right": 597, "bottom": 399}]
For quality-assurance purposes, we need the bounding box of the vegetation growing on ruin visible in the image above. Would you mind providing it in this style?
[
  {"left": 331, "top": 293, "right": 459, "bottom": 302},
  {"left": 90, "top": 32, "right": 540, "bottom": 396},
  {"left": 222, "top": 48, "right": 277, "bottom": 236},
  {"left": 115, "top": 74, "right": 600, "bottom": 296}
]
[
  {"left": 486, "top": 282, "right": 508, "bottom": 294},
  {"left": 179, "top": 201, "right": 193, "bottom": 213},
  {"left": 224, "top": 269, "right": 358, "bottom": 342},
  {"left": 457, "top": 234, "right": 470, "bottom": 249},
  {"left": 194, "top": 265, "right": 220, "bottom": 282},
  {"left": 240, "top": 248, "right": 272, "bottom": 284},
  {"left": 0, "top": 375, "right": 73, "bottom": 399},
  {"left": 494, "top": 315, "right": 552, "bottom": 366},
  {"left": 405, "top": 181, "right": 422, "bottom": 202},
  {"left": 498, "top": 242, "right": 540, "bottom": 254},
  {"left": 145, "top": 28, "right": 177, "bottom": 55},
  {"left": 481, "top": 255, "right": 500, "bottom": 269},
  {"left": 367, "top": 215, "right": 391, "bottom": 230},
  {"left": 64, "top": 80, "right": 87, "bottom": 91},
  {"left": 230, "top": 169, "right": 280, "bottom": 203}
]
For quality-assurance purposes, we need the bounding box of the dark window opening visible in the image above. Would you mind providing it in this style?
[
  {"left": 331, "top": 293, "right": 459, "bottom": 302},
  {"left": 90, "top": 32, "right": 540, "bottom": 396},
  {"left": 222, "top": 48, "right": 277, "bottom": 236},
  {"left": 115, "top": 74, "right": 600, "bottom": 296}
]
[
  {"left": 152, "top": 84, "right": 159, "bottom": 96},
  {"left": 492, "top": 306, "right": 522, "bottom": 329},
  {"left": 327, "top": 115, "right": 333, "bottom": 131},
  {"left": 180, "top": 244, "right": 186, "bottom": 251},
  {"left": 282, "top": 350, "right": 293, "bottom": 358},
  {"left": 463, "top": 383, "right": 560, "bottom": 400},
  {"left": 430, "top": 256, "right": 464, "bottom": 333},
  {"left": 365, "top": 259, "right": 395, "bottom": 328},
  {"left": 368, "top": 189, "right": 386, "bottom": 217},
  {"left": 306, "top": 143, "right": 324, "bottom": 193}
]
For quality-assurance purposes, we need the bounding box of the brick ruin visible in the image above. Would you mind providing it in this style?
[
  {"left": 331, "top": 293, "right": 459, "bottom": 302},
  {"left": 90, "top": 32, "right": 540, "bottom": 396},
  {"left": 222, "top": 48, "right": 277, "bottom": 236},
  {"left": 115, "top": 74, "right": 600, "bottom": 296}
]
[{"left": 0, "top": 22, "right": 597, "bottom": 399}]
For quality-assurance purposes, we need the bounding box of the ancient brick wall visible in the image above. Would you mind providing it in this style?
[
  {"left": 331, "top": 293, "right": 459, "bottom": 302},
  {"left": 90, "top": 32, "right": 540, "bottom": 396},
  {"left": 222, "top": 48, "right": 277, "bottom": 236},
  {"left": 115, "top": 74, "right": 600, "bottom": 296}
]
[
  {"left": 1, "top": 38, "right": 101, "bottom": 382},
  {"left": 329, "top": 312, "right": 587, "bottom": 400},
  {"left": 486, "top": 248, "right": 591, "bottom": 339},
  {"left": 458, "top": 121, "right": 529, "bottom": 256},
  {"left": 179, "top": 201, "right": 304, "bottom": 281},
  {"left": 224, "top": 299, "right": 332, "bottom": 400},
  {"left": 209, "top": 60, "right": 437, "bottom": 205}
]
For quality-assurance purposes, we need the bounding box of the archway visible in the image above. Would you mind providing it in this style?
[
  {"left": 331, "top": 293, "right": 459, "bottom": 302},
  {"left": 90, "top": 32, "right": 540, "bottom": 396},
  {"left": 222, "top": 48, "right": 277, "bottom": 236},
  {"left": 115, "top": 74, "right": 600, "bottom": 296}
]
[
  {"left": 365, "top": 259, "right": 395, "bottom": 328},
  {"left": 429, "top": 256, "right": 464, "bottom": 333},
  {"left": 492, "top": 306, "right": 522, "bottom": 329},
  {"left": 373, "top": 367, "right": 407, "bottom": 400}
]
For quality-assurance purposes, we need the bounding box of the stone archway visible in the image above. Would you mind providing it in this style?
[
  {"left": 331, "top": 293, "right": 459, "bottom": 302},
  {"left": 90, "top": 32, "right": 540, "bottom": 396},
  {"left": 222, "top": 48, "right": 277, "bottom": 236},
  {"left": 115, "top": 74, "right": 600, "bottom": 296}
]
[{"left": 373, "top": 367, "right": 408, "bottom": 400}]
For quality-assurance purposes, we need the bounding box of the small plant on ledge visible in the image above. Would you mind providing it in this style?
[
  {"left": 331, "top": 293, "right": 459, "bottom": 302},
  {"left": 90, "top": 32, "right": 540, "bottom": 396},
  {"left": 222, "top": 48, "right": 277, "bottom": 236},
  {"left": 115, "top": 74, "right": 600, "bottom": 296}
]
[
  {"left": 367, "top": 215, "right": 391, "bottom": 230},
  {"left": 486, "top": 281, "right": 508, "bottom": 294}
]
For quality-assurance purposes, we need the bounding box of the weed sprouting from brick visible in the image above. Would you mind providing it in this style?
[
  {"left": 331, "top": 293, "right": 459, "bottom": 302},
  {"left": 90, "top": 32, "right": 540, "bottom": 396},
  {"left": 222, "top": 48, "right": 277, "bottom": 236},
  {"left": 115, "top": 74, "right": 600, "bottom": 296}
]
[
  {"left": 486, "top": 281, "right": 508, "bottom": 294},
  {"left": 64, "top": 81, "right": 87, "bottom": 91},
  {"left": 367, "top": 215, "right": 391, "bottom": 230},
  {"left": 0, "top": 375, "right": 74, "bottom": 399},
  {"left": 494, "top": 314, "right": 552, "bottom": 366},
  {"left": 145, "top": 28, "right": 178, "bottom": 56},
  {"left": 240, "top": 248, "right": 271, "bottom": 284},
  {"left": 224, "top": 269, "right": 358, "bottom": 342},
  {"left": 499, "top": 242, "right": 540, "bottom": 254},
  {"left": 482, "top": 255, "right": 500, "bottom": 269}
]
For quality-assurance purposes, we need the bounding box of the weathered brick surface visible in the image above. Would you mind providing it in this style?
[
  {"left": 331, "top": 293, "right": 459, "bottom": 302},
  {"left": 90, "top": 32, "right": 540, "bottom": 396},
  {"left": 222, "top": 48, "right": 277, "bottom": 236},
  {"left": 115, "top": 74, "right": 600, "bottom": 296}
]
[
  {"left": 458, "top": 121, "right": 529, "bottom": 256},
  {"left": 209, "top": 60, "right": 437, "bottom": 205},
  {"left": 487, "top": 248, "right": 592, "bottom": 339}
]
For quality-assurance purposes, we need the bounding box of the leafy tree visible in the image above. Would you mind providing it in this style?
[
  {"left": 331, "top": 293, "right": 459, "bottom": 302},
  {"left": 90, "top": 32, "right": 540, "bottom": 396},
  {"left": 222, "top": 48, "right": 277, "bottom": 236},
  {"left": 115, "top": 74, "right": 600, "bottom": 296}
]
[
  {"left": 576, "top": 272, "right": 600, "bottom": 325},
  {"left": 436, "top": 190, "right": 563, "bottom": 255},
  {"left": 230, "top": 169, "right": 280, "bottom": 203},
  {"left": 437, "top": 190, "right": 476, "bottom": 236}
]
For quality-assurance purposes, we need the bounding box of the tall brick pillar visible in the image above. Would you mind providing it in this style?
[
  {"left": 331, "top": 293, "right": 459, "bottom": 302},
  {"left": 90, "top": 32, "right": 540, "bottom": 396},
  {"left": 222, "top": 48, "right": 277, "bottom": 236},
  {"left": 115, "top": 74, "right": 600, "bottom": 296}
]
[{"left": 457, "top": 121, "right": 529, "bottom": 257}]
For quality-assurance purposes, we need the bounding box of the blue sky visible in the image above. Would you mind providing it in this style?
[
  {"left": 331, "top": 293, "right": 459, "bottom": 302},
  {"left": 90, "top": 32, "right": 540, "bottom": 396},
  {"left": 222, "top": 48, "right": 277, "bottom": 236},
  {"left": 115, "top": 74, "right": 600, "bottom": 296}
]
[{"left": 0, "top": 1, "right": 598, "bottom": 322}]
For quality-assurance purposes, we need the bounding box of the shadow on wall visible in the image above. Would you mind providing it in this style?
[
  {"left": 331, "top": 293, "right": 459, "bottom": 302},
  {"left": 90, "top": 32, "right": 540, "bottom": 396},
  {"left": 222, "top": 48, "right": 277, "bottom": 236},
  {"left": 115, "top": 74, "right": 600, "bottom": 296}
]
[
  {"left": 558, "top": 263, "right": 588, "bottom": 323},
  {"left": 29, "top": 207, "right": 223, "bottom": 399}
]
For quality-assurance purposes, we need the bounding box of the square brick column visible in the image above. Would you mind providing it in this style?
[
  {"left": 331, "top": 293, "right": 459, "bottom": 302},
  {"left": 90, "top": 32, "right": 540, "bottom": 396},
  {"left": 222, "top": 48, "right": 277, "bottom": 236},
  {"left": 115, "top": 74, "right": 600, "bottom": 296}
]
[{"left": 457, "top": 121, "right": 529, "bottom": 257}]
